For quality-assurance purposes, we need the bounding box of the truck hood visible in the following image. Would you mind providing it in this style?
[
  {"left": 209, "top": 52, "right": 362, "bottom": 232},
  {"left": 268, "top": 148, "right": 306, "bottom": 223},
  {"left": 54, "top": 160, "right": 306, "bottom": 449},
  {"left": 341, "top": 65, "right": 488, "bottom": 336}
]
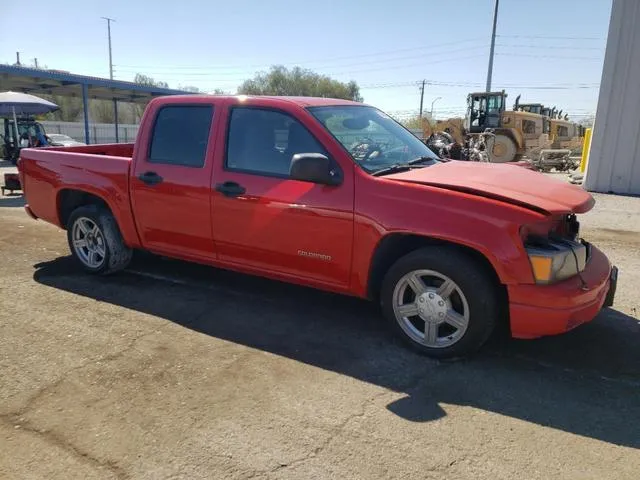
[{"left": 385, "top": 161, "right": 594, "bottom": 215}]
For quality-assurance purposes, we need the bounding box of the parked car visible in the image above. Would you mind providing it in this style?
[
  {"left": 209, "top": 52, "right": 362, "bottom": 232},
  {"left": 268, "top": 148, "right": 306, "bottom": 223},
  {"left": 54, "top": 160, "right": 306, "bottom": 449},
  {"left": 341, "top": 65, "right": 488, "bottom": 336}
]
[
  {"left": 17, "top": 95, "right": 617, "bottom": 358},
  {"left": 46, "top": 133, "right": 86, "bottom": 147}
]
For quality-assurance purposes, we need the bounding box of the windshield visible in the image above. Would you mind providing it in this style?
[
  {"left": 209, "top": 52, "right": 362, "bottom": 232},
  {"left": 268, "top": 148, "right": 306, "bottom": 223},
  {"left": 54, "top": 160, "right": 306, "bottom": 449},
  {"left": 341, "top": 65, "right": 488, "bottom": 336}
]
[{"left": 308, "top": 105, "right": 439, "bottom": 174}]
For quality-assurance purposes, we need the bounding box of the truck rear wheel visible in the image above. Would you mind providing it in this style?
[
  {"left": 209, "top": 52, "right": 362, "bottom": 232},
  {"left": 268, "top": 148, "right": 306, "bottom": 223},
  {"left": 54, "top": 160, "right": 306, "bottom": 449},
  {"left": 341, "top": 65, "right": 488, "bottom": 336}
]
[
  {"left": 380, "top": 247, "right": 499, "bottom": 358},
  {"left": 66, "top": 205, "right": 132, "bottom": 275}
]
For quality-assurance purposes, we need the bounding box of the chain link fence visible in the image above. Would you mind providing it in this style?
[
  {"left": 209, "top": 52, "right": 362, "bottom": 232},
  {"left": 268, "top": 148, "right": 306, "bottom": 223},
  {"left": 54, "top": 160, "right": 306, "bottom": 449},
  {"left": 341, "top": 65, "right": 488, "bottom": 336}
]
[{"left": 41, "top": 121, "right": 139, "bottom": 144}]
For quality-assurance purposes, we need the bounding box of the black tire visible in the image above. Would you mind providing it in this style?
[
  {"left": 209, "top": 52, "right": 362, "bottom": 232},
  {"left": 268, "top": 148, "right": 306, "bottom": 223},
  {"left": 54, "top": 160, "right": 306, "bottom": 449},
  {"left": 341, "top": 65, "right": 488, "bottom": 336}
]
[
  {"left": 380, "top": 246, "right": 499, "bottom": 359},
  {"left": 66, "top": 205, "right": 132, "bottom": 275},
  {"left": 490, "top": 134, "right": 517, "bottom": 163}
]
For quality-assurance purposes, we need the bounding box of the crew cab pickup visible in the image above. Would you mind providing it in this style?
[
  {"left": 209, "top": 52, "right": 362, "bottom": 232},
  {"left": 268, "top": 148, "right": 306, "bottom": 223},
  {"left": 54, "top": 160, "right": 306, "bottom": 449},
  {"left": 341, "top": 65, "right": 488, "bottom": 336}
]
[{"left": 18, "top": 95, "right": 618, "bottom": 358}]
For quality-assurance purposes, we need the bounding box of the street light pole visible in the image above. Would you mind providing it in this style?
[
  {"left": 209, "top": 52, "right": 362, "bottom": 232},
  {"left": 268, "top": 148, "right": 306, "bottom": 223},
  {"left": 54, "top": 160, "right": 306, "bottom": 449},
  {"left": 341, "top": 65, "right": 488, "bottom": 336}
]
[
  {"left": 101, "top": 17, "right": 119, "bottom": 142},
  {"left": 486, "top": 0, "right": 499, "bottom": 92},
  {"left": 430, "top": 97, "right": 442, "bottom": 117}
]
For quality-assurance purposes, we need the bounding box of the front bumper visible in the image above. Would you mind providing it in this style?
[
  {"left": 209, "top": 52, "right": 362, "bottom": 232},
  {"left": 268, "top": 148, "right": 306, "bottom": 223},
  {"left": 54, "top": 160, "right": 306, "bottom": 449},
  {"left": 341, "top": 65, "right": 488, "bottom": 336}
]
[{"left": 508, "top": 244, "right": 616, "bottom": 339}]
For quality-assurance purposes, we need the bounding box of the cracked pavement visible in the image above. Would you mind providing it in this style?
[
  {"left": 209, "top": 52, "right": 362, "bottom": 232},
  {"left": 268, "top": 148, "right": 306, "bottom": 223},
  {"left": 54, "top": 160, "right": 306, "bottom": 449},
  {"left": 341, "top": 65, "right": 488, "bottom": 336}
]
[{"left": 1, "top": 166, "right": 639, "bottom": 479}]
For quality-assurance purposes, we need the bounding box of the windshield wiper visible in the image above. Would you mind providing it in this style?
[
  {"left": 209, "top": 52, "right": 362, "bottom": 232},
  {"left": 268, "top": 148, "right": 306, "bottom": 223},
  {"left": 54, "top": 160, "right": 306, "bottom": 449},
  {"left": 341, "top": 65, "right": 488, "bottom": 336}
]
[
  {"left": 408, "top": 155, "right": 438, "bottom": 165},
  {"left": 372, "top": 156, "right": 437, "bottom": 177},
  {"left": 372, "top": 163, "right": 422, "bottom": 177}
]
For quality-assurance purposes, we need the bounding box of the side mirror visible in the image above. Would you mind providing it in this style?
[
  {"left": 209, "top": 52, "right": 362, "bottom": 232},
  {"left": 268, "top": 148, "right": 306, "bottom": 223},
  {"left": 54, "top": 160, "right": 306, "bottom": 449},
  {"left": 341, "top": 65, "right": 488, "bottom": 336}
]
[{"left": 289, "top": 153, "right": 342, "bottom": 186}]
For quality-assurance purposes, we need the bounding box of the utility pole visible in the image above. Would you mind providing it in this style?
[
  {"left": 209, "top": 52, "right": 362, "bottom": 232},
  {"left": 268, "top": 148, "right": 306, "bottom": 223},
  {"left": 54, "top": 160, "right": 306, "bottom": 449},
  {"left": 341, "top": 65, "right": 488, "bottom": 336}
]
[
  {"left": 101, "top": 17, "right": 119, "bottom": 142},
  {"left": 419, "top": 80, "right": 426, "bottom": 118},
  {"left": 101, "top": 17, "right": 115, "bottom": 80},
  {"left": 16, "top": 52, "right": 21, "bottom": 66},
  {"left": 33, "top": 58, "right": 39, "bottom": 69},
  {"left": 486, "top": 0, "right": 499, "bottom": 92}
]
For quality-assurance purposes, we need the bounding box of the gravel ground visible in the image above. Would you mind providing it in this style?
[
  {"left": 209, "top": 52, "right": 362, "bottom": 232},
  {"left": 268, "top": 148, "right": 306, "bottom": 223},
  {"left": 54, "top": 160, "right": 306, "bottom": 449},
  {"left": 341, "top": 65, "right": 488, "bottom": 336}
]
[{"left": 1, "top": 161, "right": 639, "bottom": 479}]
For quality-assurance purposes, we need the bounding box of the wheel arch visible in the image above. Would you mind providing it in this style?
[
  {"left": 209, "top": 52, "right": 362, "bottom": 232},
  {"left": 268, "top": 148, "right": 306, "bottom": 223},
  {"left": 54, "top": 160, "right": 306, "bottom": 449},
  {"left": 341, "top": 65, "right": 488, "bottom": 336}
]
[
  {"left": 57, "top": 188, "right": 113, "bottom": 229},
  {"left": 366, "top": 233, "right": 505, "bottom": 302}
]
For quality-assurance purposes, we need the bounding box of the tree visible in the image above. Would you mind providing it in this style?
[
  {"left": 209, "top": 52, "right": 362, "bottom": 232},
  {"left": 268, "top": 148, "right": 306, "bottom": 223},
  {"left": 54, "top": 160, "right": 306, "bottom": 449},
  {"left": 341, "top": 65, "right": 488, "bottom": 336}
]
[
  {"left": 134, "top": 73, "right": 169, "bottom": 89},
  {"left": 133, "top": 73, "right": 170, "bottom": 121},
  {"left": 178, "top": 85, "right": 202, "bottom": 93},
  {"left": 41, "top": 95, "right": 84, "bottom": 122},
  {"left": 238, "top": 65, "right": 363, "bottom": 101},
  {"left": 90, "top": 100, "right": 134, "bottom": 124},
  {"left": 400, "top": 116, "right": 425, "bottom": 130}
]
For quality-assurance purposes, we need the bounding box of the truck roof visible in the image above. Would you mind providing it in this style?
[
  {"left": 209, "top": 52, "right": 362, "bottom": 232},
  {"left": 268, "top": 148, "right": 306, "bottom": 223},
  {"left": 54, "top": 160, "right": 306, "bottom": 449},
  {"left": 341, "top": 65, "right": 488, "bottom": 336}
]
[{"left": 156, "top": 94, "right": 363, "bottom": 107}]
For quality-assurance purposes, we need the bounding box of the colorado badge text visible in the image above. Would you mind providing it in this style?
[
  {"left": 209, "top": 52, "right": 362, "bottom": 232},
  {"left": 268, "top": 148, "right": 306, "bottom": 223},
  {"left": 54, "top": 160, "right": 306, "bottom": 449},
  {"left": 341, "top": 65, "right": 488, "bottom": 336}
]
[{"left": 297, "top": 250, "right": 332, "bottom": 261}]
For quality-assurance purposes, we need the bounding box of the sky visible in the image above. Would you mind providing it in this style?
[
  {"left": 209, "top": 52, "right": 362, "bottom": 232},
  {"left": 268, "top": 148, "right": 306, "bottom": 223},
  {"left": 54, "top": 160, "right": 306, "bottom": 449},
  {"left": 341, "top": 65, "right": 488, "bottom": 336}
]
[{"left": 0, "top": 0, "right": 612, "bottom": 120}]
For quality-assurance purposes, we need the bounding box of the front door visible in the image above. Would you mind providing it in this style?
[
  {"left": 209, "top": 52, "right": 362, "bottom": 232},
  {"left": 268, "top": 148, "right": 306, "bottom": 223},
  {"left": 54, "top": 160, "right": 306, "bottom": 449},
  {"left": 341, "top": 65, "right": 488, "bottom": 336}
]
[
  {"left": 211, "top": 105, "right": 354, "bottom": 288},
  {"left": 130, "top": 103, "right": 217, "bottom": 260}
]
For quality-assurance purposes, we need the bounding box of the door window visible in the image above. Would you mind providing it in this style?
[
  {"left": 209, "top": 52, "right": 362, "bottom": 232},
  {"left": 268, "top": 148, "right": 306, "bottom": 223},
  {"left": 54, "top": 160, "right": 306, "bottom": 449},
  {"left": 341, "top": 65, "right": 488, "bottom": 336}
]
[
  {"left": 522, "top": 119, "right": 537, "bottom": 134},
  {"left": 225, "top": 107, "right": 327, "bottom": 177},
  {"left": 149, "top": 105, "right": 213, "bottom": 167}
]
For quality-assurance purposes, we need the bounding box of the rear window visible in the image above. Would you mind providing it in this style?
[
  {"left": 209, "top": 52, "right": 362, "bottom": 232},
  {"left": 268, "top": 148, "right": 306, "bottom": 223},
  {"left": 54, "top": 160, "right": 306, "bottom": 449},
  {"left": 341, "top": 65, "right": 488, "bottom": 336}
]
[{"left": 149, "top": 105, "right": 213, "bottom": 167}]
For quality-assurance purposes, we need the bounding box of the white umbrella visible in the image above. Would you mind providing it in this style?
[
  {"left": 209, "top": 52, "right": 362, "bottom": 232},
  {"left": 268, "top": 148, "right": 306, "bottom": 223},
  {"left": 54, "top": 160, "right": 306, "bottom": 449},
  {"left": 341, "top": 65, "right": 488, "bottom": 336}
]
[{"left": 0, "top": 91, "right": 60, "bottom": 146}]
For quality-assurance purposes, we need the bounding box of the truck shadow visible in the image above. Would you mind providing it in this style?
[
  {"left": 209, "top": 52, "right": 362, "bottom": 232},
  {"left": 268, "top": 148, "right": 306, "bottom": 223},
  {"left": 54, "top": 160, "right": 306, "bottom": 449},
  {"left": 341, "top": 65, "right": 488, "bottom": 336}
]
[
  {"left": 33, "top": 255, "right": 640, "bottom": 449},
  {"left": 0, "top": 193, "right": 25, "bottom": 208}
]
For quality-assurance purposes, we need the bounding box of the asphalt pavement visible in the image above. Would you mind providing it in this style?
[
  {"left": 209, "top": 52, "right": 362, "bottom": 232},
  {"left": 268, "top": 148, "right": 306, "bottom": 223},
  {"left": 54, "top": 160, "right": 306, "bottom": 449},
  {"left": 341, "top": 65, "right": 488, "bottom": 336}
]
[{"left": 1, "top": 163, "right": 639, "bottom": 479}]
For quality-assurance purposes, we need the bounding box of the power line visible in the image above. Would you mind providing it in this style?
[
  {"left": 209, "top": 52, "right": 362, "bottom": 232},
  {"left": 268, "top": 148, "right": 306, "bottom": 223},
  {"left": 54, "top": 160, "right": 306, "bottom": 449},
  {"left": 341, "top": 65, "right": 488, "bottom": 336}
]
[
  {"left": 115, "top": 53, "right": 491, "bottom": 82},
  {"left": 359, "top": 80, "right": 599, "bottom": 90},
  {"left": 497, "top": 34, "right": 604, "bottom": 40},
  {"left": 496, "top": 53, "right": 601, "bottom": 60},
  {"left": 114, "top": 45, "right": 490, "bottom": 78},
  {"left": 114, "top": 37, "right": 485, "bottom": 71},
  {"left": 495, "top": 43, "right": 604, "bottom": 50}
]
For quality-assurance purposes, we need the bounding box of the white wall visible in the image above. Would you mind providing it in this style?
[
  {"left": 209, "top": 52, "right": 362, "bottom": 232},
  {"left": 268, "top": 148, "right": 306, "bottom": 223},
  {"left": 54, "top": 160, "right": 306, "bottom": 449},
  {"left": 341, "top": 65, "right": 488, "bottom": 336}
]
[{"left": 584, "top": 0, "right": 640, "bottom": 194}]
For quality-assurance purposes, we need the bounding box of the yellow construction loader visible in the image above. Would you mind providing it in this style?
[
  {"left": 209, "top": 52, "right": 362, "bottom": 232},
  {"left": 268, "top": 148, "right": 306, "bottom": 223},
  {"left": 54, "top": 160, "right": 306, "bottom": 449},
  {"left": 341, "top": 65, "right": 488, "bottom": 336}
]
[
  {"left": 464, "top": 91, "right": 551, "bottom": 163},
  {"left": 515, "top": 100, "right": 584, "bottom": 152}
]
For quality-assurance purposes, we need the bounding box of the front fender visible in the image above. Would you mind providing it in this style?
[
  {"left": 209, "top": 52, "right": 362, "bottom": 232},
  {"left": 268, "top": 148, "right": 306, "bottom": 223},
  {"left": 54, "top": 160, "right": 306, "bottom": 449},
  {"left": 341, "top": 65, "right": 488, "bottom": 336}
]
[{"left": 350, "top": 177, "right": 545, "bottom": 296}]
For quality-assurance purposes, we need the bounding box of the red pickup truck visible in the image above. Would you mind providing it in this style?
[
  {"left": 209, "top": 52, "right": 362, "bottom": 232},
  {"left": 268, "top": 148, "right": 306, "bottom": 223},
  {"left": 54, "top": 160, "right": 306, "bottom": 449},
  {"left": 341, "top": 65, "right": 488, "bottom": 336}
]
[{"left": 18, "top": 95, "right": 617, "bottom": 358}]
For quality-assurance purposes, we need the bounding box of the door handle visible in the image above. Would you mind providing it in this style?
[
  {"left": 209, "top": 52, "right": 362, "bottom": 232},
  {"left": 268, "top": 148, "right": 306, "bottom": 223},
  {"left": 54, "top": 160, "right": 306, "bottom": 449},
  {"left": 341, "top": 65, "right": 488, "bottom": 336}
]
[
  {"left": 215, "top": 181, "right": 246, "bottom": 197},
  {"left": 138, "top": 171, "right": 163, "bottom": 186}
]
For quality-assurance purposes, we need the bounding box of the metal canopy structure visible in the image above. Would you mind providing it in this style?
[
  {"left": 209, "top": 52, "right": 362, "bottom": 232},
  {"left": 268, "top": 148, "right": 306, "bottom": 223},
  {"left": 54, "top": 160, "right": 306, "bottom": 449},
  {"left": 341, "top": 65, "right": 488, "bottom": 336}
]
[{"left": 0, "top": 64, "right": 193, "bottom": 144}]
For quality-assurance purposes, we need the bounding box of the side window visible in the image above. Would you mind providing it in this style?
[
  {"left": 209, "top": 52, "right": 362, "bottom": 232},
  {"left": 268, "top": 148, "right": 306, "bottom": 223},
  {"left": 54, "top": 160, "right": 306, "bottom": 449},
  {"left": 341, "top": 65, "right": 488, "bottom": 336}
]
[
  {"left": 557, "top": 126, "right": 569, "bottom": 137},
  {"left": 226, "top": 107, "right": 327, "bottom": 177},
  {"left": 149, "top": 105, "right": 213, "bottom": 167},
  {"left": 522, "top": 119, "right": 536, "bottom": 134}
]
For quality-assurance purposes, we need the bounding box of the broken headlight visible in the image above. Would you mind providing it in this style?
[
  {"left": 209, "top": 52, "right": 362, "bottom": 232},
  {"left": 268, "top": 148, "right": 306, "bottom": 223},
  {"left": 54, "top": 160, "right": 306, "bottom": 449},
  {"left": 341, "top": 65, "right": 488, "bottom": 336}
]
[{"left": 525, "top": 237, "right": 587, "bottom": 284}]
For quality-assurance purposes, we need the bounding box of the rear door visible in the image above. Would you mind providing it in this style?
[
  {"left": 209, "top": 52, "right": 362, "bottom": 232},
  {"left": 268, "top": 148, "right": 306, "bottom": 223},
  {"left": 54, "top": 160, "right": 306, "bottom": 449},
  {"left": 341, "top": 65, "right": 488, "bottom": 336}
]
[{"left": 130, "top": 102, "right": 218, "bottom": 260}]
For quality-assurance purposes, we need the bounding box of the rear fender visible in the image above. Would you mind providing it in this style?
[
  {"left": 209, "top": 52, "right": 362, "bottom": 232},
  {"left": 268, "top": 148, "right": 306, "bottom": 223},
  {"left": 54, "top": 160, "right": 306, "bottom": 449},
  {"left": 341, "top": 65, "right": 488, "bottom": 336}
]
[{"left": 55, "top": 185, "right": 141, "bottom": 248}]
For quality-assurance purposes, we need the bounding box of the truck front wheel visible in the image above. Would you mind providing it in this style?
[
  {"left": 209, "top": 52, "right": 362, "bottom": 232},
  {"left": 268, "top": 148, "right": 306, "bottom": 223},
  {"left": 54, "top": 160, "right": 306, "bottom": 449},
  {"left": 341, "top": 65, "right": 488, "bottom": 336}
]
[
  {"left": 380, "top": 247, "right": 499, "bottom": 358},
  {"left": 67, "top": 205, "right": 132, "bottom": 275}
]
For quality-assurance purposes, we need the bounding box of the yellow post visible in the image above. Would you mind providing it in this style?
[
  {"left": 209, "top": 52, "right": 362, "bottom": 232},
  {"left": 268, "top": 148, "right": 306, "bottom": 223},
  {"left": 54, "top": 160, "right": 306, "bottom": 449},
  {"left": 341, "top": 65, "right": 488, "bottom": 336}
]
[{"left": 580, "top": 127, "right": 592, "bottom": 173}]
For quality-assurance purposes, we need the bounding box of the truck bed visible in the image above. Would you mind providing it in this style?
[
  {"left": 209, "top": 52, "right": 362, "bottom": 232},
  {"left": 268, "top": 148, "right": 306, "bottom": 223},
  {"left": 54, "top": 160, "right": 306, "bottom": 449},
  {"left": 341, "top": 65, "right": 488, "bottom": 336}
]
[
  {"left": 19, "top": 143, "right": 136, "bottom": 239},
  {"left": 42, "top": 142, "right": 135, "bottom": 157}
]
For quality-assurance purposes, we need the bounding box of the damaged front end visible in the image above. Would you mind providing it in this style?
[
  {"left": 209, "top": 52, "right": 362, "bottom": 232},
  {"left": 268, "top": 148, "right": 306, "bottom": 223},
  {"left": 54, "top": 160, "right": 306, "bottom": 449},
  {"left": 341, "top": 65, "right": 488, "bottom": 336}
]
[{"left": 521, "top": 213, "right": 590, "bottom": 285}]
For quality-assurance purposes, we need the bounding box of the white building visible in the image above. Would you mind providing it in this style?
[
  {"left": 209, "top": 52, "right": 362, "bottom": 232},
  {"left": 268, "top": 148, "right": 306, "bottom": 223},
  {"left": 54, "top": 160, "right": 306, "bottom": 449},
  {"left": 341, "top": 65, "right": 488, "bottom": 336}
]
[{"left": 584, "top": 0, "right": 640, "bottom": 195}]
